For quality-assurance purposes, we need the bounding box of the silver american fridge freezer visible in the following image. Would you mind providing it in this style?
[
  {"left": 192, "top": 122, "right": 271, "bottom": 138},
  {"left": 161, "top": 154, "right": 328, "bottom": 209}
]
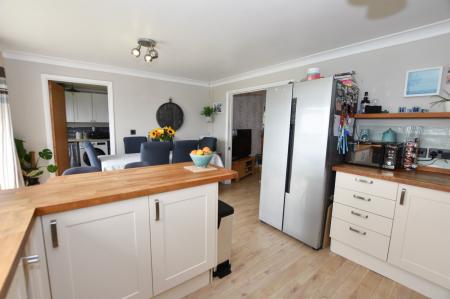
[{"left": 259, "top": 77, "right": 351, "bottom": 249}]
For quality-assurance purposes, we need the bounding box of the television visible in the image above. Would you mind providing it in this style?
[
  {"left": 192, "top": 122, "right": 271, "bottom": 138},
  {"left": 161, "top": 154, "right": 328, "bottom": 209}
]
[{"left": 232, "top": 129, "right": 251, "bottom": 160}]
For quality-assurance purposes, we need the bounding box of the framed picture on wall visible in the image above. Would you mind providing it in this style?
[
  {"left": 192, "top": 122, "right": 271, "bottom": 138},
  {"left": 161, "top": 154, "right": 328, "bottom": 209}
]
[{"left": 404, "top": 66, "right": 443, "bottom": 97}]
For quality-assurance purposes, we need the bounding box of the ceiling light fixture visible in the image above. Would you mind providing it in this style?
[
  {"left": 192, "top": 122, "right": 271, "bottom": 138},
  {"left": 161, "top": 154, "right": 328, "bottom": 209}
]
[{"left": 131, "top": 38, "right": 159, "bottom": 63}]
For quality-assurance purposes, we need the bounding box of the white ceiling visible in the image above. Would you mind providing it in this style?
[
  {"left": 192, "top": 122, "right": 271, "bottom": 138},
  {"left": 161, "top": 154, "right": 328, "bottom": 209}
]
[{"left": 1, "top": 0, "right": 449, "bottom": 83}]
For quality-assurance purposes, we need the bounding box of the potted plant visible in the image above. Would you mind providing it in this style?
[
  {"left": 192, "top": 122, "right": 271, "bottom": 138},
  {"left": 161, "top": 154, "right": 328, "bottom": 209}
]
[
  {"left": 148, "top": 126, "right": 176, "bottom": 142},
  {"left": 430, "top": 90, "right": 450, "bottom": 112},
  {"left": 15, "top": 139, "right": 58, "bottom": 186},
  {"left": 201, "top": 106, "right": 215, "bottom": 122}
]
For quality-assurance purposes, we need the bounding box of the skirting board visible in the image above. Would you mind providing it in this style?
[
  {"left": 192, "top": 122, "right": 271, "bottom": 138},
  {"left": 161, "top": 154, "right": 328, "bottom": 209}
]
[
  {"left": 331, "top": 240, "right": 450, "bottom": 299},
  {"left": 154, "top": 271, "right": 210, "bottom": 299}
]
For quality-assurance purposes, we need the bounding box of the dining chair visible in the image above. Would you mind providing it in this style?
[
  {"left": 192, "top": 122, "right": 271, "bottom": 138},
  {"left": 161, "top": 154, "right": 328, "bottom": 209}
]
[
  {"left": 62, "top": 166, "right": 100, "bottom": 175},
  {"left": 123, "top": 136, "right": 148, "bottom": 154},
  {"left": 172, "top": 140, "right": 199, "bottom": 163},
  {"left": 83, "top": 141, "right": 102, "bottom": 170},
  {"left": 124, "top": 141, "right": 171, "bottom": 169},
  {"left": 199, "top": 137, "right": 217, "bottom": 152}
]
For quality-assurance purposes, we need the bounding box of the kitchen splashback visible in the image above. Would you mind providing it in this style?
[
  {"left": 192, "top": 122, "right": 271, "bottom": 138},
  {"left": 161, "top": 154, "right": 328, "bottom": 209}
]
[{"left": 67, "top": 126, "right": 109, "bottom": 139}]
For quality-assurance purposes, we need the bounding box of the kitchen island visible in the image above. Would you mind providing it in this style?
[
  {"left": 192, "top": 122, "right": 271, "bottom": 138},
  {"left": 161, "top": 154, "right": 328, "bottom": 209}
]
[{"left": 0, "top": 162, "right": 236, "bottom": 299}]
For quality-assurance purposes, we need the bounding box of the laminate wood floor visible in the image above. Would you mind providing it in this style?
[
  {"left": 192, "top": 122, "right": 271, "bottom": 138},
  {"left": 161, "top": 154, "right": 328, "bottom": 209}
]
[{"left": 187, "top": 171, "right": 427, "bottom": 299}]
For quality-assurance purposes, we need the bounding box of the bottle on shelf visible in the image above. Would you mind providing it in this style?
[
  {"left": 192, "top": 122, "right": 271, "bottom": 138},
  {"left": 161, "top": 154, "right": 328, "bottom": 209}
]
[{"left": 360, "top": 91, "right": 370, "bottom": 114}]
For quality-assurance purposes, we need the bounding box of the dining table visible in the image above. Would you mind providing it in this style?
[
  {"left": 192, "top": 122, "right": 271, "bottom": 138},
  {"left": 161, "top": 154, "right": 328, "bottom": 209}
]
[{"left": 98, "top": 152, "right": 224, "bottom": 171}]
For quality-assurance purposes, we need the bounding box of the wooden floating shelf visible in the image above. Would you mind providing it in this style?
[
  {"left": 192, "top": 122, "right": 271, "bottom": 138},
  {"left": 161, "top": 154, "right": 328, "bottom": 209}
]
[{"left": 354, "top": 112, "right": 450, "bottom": 119}]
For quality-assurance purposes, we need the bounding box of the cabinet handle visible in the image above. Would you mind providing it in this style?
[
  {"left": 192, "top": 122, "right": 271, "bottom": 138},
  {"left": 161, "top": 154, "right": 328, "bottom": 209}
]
[
  {"left": 155, "top": 199, "right": 160, "bottom": 221},
  {"left": 351, "top": 210, "right": 369, "bottom": 219},
  {"left": 354, "top": 178, "right": 373, "bottom": 184},
  {"left": 400, "top": 188, "right": 406, "bottom": 205},
  {"left": 353, "top": 194, "right": 371, "bottom": 202},
  {"left": 50, "top": 220, "right": 59, "bottom": 248},
  {"left": 349, "top": 226, "right": 366, "bottom": 235},
  {"left": 22, "top": 255, "right": 39, "bottom": 264}
]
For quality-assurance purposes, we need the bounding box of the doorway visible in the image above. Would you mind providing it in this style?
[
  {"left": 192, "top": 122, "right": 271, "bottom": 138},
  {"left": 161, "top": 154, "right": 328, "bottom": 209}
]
[{"left": 42, "top": 75, "right": 115, "bottom": 175}]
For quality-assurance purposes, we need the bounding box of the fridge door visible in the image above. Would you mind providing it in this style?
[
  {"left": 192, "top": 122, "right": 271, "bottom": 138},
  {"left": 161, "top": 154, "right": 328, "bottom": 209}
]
[
  {"left": 283, "top": 77, "right": 334, "bottom": 249},
  {"left": 259, "top": 84, "right": 293, "bottom": 230}
]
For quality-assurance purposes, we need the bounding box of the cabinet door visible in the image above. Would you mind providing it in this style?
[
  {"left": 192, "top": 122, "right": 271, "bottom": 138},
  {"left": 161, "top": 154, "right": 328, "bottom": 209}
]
[
  {"left": 389, "top": 184, "right": 450, "bottom": 289},
  {"left": 23, "top": 218, "right": 52, "bottom": 299},
  {"left": 65, "top": 92, "right": 75, "bottom": 122},
  {"left": 149, "top": 184, "right": 218, "bottom": 295},
  {"left": 6, "top": 260, "right": 28, "bottom": 299},
  {"left": 92, "top": 93, "right": 109, "bottom": 123},
  {"left": 42, "top": 197, "right": 153, "bottom": 299},
  {"left": 74, "top": 92, "right": 93, "bottom": 122}
]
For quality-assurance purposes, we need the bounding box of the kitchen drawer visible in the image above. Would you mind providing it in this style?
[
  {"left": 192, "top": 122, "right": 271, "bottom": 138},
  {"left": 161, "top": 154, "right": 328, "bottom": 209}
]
[
  {"left": 332, "top": 202, "right": 393, "bottom": 236},
  {"left": 330, "top": 217, "right": 390, "bottom": 261},
  {"left": 334, "top": 187, "right": 396, "bottom": 219},
  {"left": 335, "top": 172, "right": 398, "bottom": 200}
]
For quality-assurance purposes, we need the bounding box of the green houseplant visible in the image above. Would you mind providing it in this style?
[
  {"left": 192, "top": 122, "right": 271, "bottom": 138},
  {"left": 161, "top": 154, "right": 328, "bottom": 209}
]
[
  {"left": 430, "top": 90, "right": 450, "bottom": 112},
  {"left": 15, "top": 139, "right": 58, "bottom": 186},
  {"left": 201, "top": 106, "right": 215, "bottom": 122}
]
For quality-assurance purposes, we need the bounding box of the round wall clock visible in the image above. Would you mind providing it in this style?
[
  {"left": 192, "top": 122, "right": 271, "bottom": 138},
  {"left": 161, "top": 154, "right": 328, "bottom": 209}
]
[{"left": 156, "top": 98, "right": 184, "bottom": 130}]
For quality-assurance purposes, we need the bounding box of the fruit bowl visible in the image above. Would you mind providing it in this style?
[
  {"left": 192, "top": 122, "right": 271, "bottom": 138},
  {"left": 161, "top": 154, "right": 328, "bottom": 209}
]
[{"left": 190, "top": 153, "right": 213, "bottom": 168}]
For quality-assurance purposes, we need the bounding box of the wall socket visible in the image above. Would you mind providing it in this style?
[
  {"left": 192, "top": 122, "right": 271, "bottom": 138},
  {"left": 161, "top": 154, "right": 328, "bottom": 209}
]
[{"left": 428, "top": 148, "right": 450, "bottom": 159}]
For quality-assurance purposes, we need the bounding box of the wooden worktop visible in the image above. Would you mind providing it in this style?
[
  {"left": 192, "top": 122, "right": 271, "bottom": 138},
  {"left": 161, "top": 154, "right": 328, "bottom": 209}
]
[
  {"left": 0, "top": 163, "right": 236, "bottom": 298},
  {"left": 333, "top": 164, "right": 450, "bottom": 193}
]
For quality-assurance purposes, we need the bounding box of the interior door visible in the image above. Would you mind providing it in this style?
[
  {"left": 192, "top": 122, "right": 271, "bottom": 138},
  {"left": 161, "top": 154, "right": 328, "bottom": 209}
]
[
  {"left": 42, "top": 197, "right": 153, "bottom": 299},
  {"left": 283, "top": 77, "right": 334, "bottom": 249},
  {"left": 388, "top": 184, "right": 450, "bottom": 289},
  {"left": 259, "top": 84, "right": 293, "bottom": 230},
  {"left": 48, "top": 81, "right": 69, "bottom": 175},
  {"left": 92, "top": 93, "right": 109, "bottom": 122},
  {"left": 149, "top": 184, "right": 217, "bottom": 295}
]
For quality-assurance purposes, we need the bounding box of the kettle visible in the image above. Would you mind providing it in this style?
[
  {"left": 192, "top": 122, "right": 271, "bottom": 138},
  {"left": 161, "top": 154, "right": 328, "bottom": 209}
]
[{"left": 382, "top": 128, "right": 397, "bottom": 143}]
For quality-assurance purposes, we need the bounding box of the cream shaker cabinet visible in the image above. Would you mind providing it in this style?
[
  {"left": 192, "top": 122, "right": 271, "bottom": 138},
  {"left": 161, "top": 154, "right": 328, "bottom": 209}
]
[
  {"left": 389, "top": 184, "right": 450, "bottom": 289},
  {"left": 42, "top": 197, "right": 153, "bottom": 299},
  {"left": 149, "top": 183, "right": 218, "bottom": 295},
  {"left": 64, "top": 92, "right": 75, "bottom": 122},
  {"left": 92, "top": 93, "right": 109, "bottom": 123},
  {"left": 74, "top": 92, "right": 93, "bottom": 123},
  {"left": 6, "top": 220, "right": 51, "bottom": 299}
]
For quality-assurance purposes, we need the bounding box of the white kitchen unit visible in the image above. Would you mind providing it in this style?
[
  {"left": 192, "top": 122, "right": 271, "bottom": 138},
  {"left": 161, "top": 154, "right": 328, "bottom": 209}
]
[
  {"left": 331, "top": 171, "right": 450, "bottom": 299},
  {"left": 92, "top": 93, "right": 109, "bottom": 123},
  {"left": 6, "top": 220, "right": 52, "bottom": 299},
  {"left": 74, "top": 92, "right": 93, "bottom": 123},
  {"left": 42, "top": 197, "right": 153, "bottom": 299},
  {"left": 65, "top": 92, "right": 75, "bottom": 122},
  {"left": 65, "top": 91, "right": 109, "bottom": 123},
  {"left": 149, "top": 183, "right": 217, "bottom": 295},
  {"left": 6, "top": 260, "right": 27, "bottom": 299},
  {"left": 389, "top": 185, "right": 450, "bottom": 289}
]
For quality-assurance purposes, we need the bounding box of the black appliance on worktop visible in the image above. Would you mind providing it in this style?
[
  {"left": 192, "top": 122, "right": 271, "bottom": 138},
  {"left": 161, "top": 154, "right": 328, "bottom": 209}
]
[{"left": 345, "top": 142, "right": 404, "bottom": 170}]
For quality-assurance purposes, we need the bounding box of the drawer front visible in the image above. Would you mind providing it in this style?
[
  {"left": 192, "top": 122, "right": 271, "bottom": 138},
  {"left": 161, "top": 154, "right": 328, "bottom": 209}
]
[
  {"left": 332, "top": 202, "right": 393, "bottom": 236},
  {"left": 335, "top": 172, "right": 398, "bottom": 200},
  {"left": 334, "top": 187, "right": 396, "bottom": 219},
  {"left": 330, "top": 217, "right": 390, "bottom": 261}
]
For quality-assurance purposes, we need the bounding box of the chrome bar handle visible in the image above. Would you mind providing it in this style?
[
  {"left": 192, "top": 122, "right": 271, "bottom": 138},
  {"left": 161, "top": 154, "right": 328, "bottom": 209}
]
[
  {"left": 22, "top": 255, "right": 39, "bottom": 264},
  {"left": 349, "top": 226, "right": 366, "bottom": 235},
  {"left": 50, "top": 220, "right": 58, "bottom": 248},
  {"left": 400, "top": 188, "right": 407, "bottom": 205},
  {"left": 351, "top": 210, "right": 369, "bottom": 219},
  {"left": 353, "top": 194, "right": 371, "bottom": 202},
  {"left": 155, "top": 199, "right": 160, "bottom": 221},
  {"left": 354, "top": 178, "right": 373, "bottom": 184}
]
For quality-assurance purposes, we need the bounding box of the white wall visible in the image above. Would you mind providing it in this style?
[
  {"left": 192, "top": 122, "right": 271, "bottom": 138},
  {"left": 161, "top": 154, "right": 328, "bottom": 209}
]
[
  {"left": 211, "top": 34, "right": 450, "bottom": 162},
  {"left": 4, "top": 59, "right": 211, "bottom": 159}
]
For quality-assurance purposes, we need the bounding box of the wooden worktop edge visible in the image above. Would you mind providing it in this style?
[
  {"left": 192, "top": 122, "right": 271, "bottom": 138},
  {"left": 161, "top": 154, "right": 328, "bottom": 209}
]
[{"left": 333, "top": 164, "right": 450, "bottom": 193}]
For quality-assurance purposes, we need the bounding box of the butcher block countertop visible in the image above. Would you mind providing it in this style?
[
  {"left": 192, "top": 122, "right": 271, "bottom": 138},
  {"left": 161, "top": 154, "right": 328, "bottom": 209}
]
[
  {"left": 0, "top": 162, "right": 236, "bottom": 298},
  {"left": 333, "top": 164, "right": 450, "bottom": 193}
]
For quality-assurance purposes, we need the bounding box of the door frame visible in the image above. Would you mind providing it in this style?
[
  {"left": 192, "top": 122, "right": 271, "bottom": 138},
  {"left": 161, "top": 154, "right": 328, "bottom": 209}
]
[
  {"left": 40, "top": 74, "right": 116, "bottom": 164},
  {"left": 223, "top": 80, "right": 293, "bottom": 171}
]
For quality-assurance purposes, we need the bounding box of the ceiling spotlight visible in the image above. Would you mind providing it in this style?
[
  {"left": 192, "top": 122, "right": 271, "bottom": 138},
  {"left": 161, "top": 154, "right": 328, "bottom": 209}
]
[
  {"left": 131, "top": 45, "right": 141, "bottom": 57},
  {"left": 131, "top": 38, "right": 159, "bottom": 63}
]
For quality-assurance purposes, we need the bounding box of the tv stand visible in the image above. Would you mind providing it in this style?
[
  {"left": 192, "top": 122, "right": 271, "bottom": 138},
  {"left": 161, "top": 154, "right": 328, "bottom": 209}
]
[{"left": 232, "top": 156, "right": 255, "bottom": 181}]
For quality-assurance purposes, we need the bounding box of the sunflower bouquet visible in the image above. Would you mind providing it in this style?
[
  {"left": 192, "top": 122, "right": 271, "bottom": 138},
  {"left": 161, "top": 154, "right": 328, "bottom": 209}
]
[{"left": 148, "top": 126, "right": 176, "bottom": 141}]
